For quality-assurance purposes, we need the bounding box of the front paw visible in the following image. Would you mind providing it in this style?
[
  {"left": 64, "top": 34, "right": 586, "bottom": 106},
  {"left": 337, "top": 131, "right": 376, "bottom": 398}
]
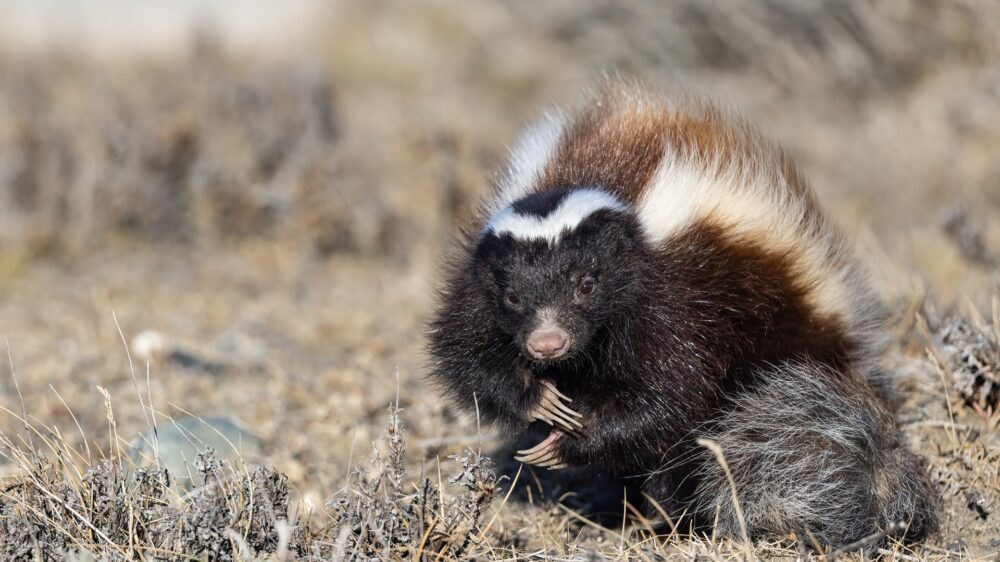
[
  {"left": 514, "top": 428, "right": 568, "bottom": 470},
  {"left": 527, "top": 380, "right": 583, "bottom": 433}
]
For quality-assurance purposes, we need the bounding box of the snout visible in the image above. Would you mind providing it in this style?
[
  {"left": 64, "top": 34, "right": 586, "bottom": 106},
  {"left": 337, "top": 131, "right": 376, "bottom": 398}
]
[{"left": 526, "top": 327, "right": 570, "bottom": 360}]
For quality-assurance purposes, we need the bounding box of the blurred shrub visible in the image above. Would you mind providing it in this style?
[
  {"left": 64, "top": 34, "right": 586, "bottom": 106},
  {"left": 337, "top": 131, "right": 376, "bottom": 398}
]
[
  {"left": 0, "top": 45, "right": 402, "bottom": 259},
  {"left": 2, "top": 0, "right": 998, "bottom": 264}
]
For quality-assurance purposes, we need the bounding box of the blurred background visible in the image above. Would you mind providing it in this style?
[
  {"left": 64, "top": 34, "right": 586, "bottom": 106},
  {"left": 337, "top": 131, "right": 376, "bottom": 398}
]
[{"left": 0, "top": 0, "right": 998, "bottom": 546}]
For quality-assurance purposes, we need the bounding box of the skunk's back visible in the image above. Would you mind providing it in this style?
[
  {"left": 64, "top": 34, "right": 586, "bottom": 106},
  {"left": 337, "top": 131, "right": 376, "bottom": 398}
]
[{"left": 484, "top": 83, "right": 886, "bottom": 374}]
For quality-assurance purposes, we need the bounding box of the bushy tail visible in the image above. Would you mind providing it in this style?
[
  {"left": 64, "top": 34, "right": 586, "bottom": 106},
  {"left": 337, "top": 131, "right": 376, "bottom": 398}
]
[{"left": 693, "top": 361, "right": 938, "bottom": 550}]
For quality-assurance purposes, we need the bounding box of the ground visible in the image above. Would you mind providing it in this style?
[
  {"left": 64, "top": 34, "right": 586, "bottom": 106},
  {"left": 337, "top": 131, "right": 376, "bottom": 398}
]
[{"left": 0, "top": 1, "right": 998, "bottom": 560}]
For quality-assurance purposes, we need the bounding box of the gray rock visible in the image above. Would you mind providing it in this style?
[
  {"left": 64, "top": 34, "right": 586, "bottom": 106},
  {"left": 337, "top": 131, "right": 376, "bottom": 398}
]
[{"left": 129, "top": 415, "right": 263, "bottom": 490}]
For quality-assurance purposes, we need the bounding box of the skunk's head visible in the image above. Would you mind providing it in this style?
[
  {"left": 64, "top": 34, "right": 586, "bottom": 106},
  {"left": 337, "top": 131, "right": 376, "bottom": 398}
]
[{"left": 474, "top": 188, "right": 647, "bottom": 364}]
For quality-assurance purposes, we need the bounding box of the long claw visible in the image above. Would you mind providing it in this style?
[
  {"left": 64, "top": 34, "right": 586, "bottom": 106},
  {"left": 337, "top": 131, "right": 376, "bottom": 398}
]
[
  {"left": 515, "top": 445, "right": 546, "bottom": 459},
  {"left": 515, "top": 432, "right": 563, "bottom": 464},
  {"left": 529, "top": 381, "right": 581, "bottom": 427},
  {"left": 515, "top": 426, "right": 569, "bottom": 468},
  {"left": 542, "top": 407, "right": 582, "bottom": 433},
  {"left": 519, "top": 448, "right": 557, "bottom": 465},
  {"left": 534, "top": 455, "right": 564, "bottom": 467},
  {"left": 516, "top": 431, "right": 560, "bottom": 456},
  {"left": 534, "top": 402, "right": 563, "bottom": 424},
  {"left": 541, "top": 380, "right": 572, "bottom": 402},
  {"left": 532, "top": 412, "right": 576, "bottom": 435},
  {"left": 528, "top": 399, "right": 553, "bottom": 423},
  {"left": 530, "top": 395, "right": 581, "bottom": 432},
  {"left": 539, "top": 401, "right": 583, "bottom": 432},
  {"left": 517, "top": 381, "right": 580, "bottom": 469},
  {"left": 550, "top": 416, "right": 576, "bottom": 433},
  {"left": 530, "top": 410, "right": 555, "bottom": 426},
  {"left": 514, "top": 450, "right": 553, "bottom": 466},
  {"left": 549, "top": 398, "right": 583, "bottom": 418},
  {"left": 540, "top": 394, "right": 574, "bottom": 416},
  {"left": 541, "top": 396, "right": 584, "bottom": 427},
  {"left": 516, "top": 444, "right": 557, "bottom": 463}
]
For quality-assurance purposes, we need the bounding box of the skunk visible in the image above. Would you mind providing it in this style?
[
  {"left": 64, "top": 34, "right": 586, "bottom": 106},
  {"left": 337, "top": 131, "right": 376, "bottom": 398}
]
[{"left": 427, "top": 84, "right": 937, "bottom": 548}]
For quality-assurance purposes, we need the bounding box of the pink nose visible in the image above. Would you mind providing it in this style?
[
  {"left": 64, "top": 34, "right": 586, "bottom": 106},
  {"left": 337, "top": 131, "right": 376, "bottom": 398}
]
[{"left": 526, "top": 328, "right": 570, "bottom": 359}]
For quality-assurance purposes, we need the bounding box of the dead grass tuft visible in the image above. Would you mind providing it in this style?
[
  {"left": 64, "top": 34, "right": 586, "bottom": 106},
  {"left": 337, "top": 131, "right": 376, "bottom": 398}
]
[
  {"left": 0, "top": 425, "right": 300, "bottom": 559},
  {"left": 320, "top": 401, "right": 500, "bottom": 560},
  {"left": 0, "top": 389, "right": 505, "bottom": 561},
  {"left": 939, "top": 318, "right": 1000, "bottom": 413}
]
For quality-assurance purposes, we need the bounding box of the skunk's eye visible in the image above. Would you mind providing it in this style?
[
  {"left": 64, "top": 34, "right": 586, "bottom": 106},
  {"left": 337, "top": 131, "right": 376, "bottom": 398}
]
[
  {"left": 578, "top": 277, "right": 596, "bottom": 296},
  {"left": 505, "top": 291, "right": 521, "bottom": 306}
]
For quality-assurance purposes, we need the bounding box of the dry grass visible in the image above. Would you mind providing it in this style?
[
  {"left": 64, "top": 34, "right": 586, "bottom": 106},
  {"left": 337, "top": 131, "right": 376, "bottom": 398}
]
[
  {"left": 1, "top": 0, "right": 999, "bottom": 559},
  {"left": 1, "top": 306, "right": 999, "bottom": 559},
  {"left": 0, "top": 387, "right": 504, "bottom": 560}
]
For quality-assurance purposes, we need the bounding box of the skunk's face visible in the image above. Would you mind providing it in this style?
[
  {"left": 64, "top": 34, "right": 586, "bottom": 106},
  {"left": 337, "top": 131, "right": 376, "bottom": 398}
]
[{"left": 474, "top": 193, "right": 646, "bottom": 364}]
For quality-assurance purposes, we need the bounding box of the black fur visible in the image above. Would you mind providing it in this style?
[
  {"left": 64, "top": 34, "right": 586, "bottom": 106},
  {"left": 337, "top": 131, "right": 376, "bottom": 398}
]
[
  {"left": 427, "top": 152, "right": 937, "bottom": 549},
  {"left": 510, "top": 187, "right": 572, "bottom": 217}
]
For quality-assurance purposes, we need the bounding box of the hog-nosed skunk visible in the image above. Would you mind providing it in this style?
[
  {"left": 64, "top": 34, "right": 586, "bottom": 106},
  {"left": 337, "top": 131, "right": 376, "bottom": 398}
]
[{"left": 427, "top": 83, "right": 937, "bottom": 549}]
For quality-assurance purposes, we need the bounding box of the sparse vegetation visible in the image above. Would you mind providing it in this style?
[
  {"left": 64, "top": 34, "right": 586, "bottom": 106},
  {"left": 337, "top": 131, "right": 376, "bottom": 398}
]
[
  {"left": 1, "top": 0, "right": 999, "bottom": 559},
  {"left": 0, "top": 391, "right": 504, "bottom": 560}
]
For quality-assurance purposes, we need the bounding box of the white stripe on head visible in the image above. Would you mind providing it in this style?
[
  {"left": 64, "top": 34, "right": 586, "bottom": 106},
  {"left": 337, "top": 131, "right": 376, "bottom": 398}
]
[
  {"left": 485, "top": 188, "right": 627, "bottom": 245},
  {"left": 490, "top": 112, "right": 565, "bottom": 213}
]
